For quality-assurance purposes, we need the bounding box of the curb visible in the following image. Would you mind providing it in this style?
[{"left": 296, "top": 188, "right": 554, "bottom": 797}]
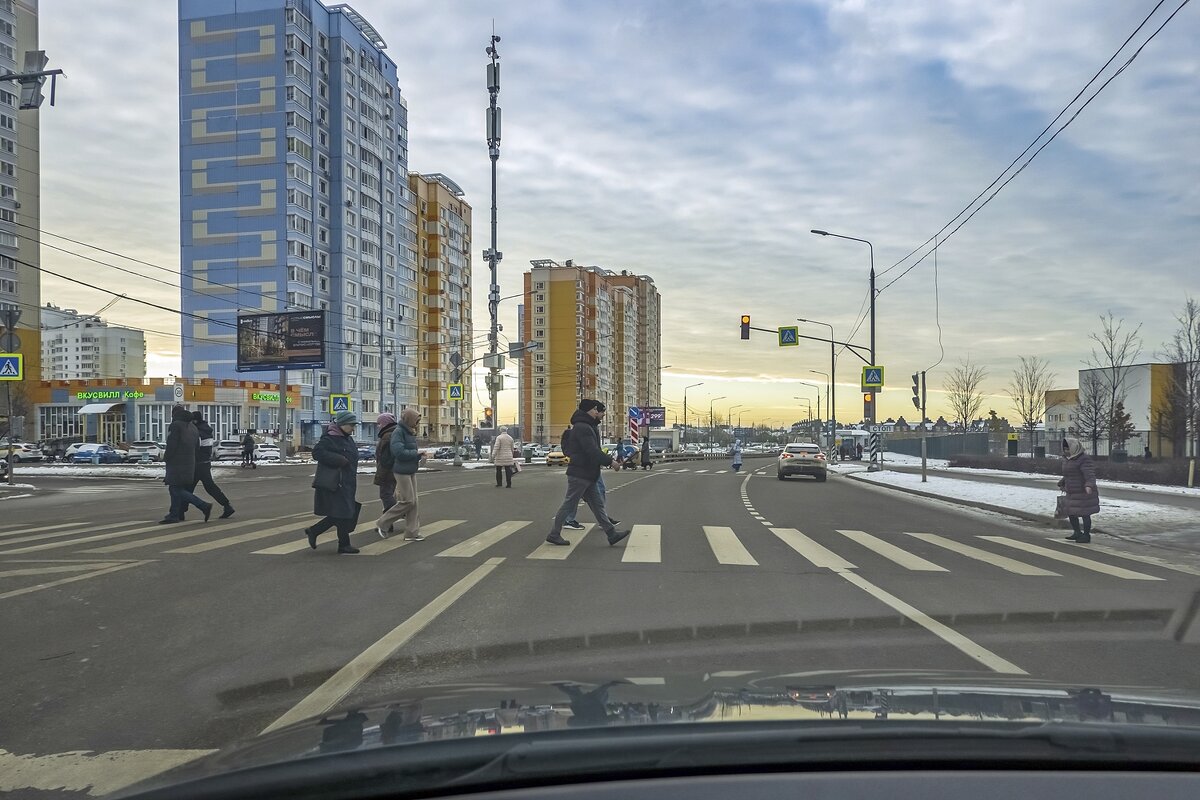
[{"left": 842, "top": 471, "right": 1066, "bottom": 529}]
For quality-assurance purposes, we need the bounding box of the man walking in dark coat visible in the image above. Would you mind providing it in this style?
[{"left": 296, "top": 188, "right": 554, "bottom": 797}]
[
  {"left": 160, "top": 405, "right": 213, "bottom": 524},
  {"left": 190, "top": 410, "right": 235, "bottom": 519},
  {"left": 546, "top": 399, "right": 630, "bottom": 547}
]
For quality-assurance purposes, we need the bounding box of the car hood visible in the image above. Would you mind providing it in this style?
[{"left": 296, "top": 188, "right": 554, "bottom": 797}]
[{"left": 117, "top": 668, "right": 1200, "bottom": 795}]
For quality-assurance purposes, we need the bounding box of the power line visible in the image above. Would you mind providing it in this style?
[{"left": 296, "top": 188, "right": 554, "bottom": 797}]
[{"left": 877, "top": 0, "right": 1186, "bottom": 287}]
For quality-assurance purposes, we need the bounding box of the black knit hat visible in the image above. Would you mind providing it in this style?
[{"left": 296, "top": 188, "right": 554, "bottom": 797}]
[{"left": 578, "top": 398, "right": 606, "bottom": 413}]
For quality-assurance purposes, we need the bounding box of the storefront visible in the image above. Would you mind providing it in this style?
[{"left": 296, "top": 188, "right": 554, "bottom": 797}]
[{"left": 31, "top": 378, "right": 300, "bottom": 445}]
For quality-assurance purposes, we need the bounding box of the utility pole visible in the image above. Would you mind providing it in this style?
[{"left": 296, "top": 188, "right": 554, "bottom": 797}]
[
  {"left": 912, "top": 371, "right": 927, "bottom": 482},
  {"left": 484, "top": 32, "right": 504, "bottom": 430},
  {"left": 1, "top": 307, "right": 19, "bottom": 485}
]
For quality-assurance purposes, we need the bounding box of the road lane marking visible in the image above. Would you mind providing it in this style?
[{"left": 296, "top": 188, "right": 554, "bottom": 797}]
[
  {"left": 261, "top": 557, "right": 504, "bottom": 734},
  {"left": 0, "top": 521, "right": 88, "bottom": 539},
  {"left": 771, "top": 528, "right": 856, "bottom": 571},
  {"left": 166, "top": 515, "right": 318, "bottom": 554},
  {"left": 1044, "top": 538, "right": 1200, "bottom": 577},
  {"left": 837, "top": 530, "right": 948, "bottom": 572},
  {"left": 359, "top": 519, "right": 464, "bottom": 556},
  {"left": 82, "top": 518, "right": 272, "bottom": 553},
  {"left": 703, "top": 526, "right": 758, "bottom": 566},
  {"left": 622, "top": 524, "right": 661, "bottom": 563},
  {"left": 675, "top": 469, "right": 689, "bottom": 473},
  {"left": 527, "top": 524, "right": 593, "bottom": 559},
  {"left": 436, "top": 521, "right": 531, "bottom": 558},
  {"left": 253, "top": 520, "right": 380, "bottom": 555},
  {"left": 0, "top": 523, "right": 192, "bottom": 555},
  {"left": 0, "top": 520, "right": 133, "bottom": 546},
  {"left": 0, "top": 747, "right": 218, "bottom": 797},
  {"left": 905, "top": 533, "right": 1058, "bottom": 576},
  {"left": 0, "top": 561, "right": 152, "bottom": 601},
  {"left": 838, "top": 571, "right": 1026, "bottom": 674},
  {"left": 980, "top": 536, "right": 1164, "bottom": 580},
  {"left": 715, "top": 470, "right": 728, "bottom": 473},
  {"left": 0, "top": 562, "right": 124, "bottom": 578},
  {"left": 695, "top": 469, "right": 709, "bottom": 474}
]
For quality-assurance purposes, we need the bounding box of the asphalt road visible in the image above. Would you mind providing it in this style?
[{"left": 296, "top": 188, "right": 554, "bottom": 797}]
[{"left": 2, "top": 458, "right": 1200, "bottom": 795}]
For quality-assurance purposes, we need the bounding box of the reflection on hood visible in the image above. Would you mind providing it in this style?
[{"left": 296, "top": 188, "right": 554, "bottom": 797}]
[{"left": 1063, "top": 437, "right": 1085, "bottom": 459}]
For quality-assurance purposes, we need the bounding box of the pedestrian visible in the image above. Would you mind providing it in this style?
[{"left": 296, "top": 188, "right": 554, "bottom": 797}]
[
  {"left": 546, "top": 399, "right": 630, "bottom": 547},
  {"left": 159, "top": 405, "right": 213, "bottom": 524},
  {"left": 1058, "top": 436, "right": 1100, "bottom": 544},
  {"left": 305, "top": 411, "right": 362, "bottom": 554},
  {"left": 190, "top": 411, "right": 235, "bottom": 519},
  {"left": 855, "top": 442, "right": 863, "bottom": 460},
  {"left": 374, "top": 408, "right": 426, "bottom": 540},
  {"left": 474, "top": 438, "right": 482, "bottom": 460},
  {"left": 731, "top": 439, "right": 743, "bottom": 472},
  {"left": 491, "top": 428, "right": 517, "bottom": 488},
  {"left": 373, "top": 412, "right": 398, "bottom": 532},
  {"left": 561, "top": 469, "right": 619, "bottom": 531},
  {"left": 1143, "top": 445, "right": 1153, "bottom": 462},
  {"left": 241, "top": 431, "right": 256, "bottom": 469},
  {"left": 640, "top": 437, "right": 652, "bottom": 470}
]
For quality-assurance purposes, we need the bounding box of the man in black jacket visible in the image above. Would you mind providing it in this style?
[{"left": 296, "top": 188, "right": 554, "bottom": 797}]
[
  {"left": 160, "top": 405, "right": 213, "bottom": 524},
  {"left": 546, "top": 399, "right": 630, "bottom": 547},
  {"left": 190, "top": 411, "right": 235, "bottom": 519}
]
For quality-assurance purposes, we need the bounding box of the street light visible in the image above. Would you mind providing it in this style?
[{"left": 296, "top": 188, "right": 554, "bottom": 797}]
[
  {"left": 798, "top": 317, "right": 837, "bottom": 454},
  {"left": 709, "top": 395, "right": 726, "bottom": 450},
  {"left": 683, "top": 382, "right": 703, "bottom": 445},
  {"left": 728, "top": 403, "right": 744, "bottom": 427},
  {"left": 809, "top": 369, "right": 833, "bottom": 458},
  {"left": 809, "top": 232, "right": 874, "bottom": 423}
]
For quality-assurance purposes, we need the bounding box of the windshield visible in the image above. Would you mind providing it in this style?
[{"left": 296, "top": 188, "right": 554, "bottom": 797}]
[{"left": 3, "top": 1, "right": 1200, "bottom": 798}]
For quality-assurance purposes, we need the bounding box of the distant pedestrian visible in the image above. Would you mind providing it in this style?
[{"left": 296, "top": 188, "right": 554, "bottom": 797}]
[
  {"left": 159, "top": 405, "right": 213, "bottom": 524},
  {"left": 1058, "top": 436, "right": 1099, "bottom": 544},
  {"left": 241, "top": 431, "right": 256, "bottom": 469},
  {"left": 546, "top": 399, "right": 630, "bottom": 547},
  {"left": 190, "top": 411, "right": 234, "bottom": 519},
  {"left": 374, "top": 408, "right": 426, "bottom": 541},
  {"left": 474, "top": 439, "right": 482, "bottom": 460},
  {"left": 491, "top": 429, "right": 517, "bottom": 488},
  {"left": 731, "top": 439, "right": 743, "bottom": 472},
  {"left": 373, "top": 412, "right": 398, "bottom": 532},
  {"left": 1143, "top": 445, "right": 1153, "bottom": 462},
  {"left": 305, "top": 411, "right": 362, "bottom": 554},
  {"left": 855, "top": 442, "right": 863, "bottom": 460},
  {"left": 640, "top": 437, "right": 652, "bottom": 470}
]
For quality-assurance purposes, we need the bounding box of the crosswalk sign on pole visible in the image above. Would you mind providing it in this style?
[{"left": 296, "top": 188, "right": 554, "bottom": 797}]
[
  {"left": 0, "top": 353, "right": 22, "bottom": 380},
  {"left": 778, "top": 326, "right": 799, "bottom": 347},
  {"left": 329, "top": 394, "right": 351, "bottom": 414},
  {"left": 447, "top": 383, "right": 464, "bottom": 401},
  {"left": 861, "top": 365, "right": 885, "bottom": 389}
]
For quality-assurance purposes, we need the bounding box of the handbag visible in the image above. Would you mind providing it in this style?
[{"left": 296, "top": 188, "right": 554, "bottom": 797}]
[
  {"left": 514, "top": 461, "right": 522, "bottom": 473},
  {"left": 312, "top": 463, "right": 341, "bottom": 492},
  {"left": 1054, "top": 494, "right": 1069, "bottom": 519}
]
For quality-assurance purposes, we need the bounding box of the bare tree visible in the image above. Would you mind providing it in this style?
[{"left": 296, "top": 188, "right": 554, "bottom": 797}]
[
  {"left": 943, "top": 357, "right": 988, "bottom": 431},
  {"left": 1086, "top": 311, "right": 1143, "bottom": 455},
  {"left": 1159, "top": 297, "right": 1200, "bottom": 458},
  {"left": 1005, "top": 356, "right": 1055, "bottom": 453},
  {"left": 1074, "top": 370, "right": 1108, "bottom": 456}
]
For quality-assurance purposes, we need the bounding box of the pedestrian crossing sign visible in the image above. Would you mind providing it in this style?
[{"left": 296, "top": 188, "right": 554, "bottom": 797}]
[
  {"left": 861, "top": 365, "right": 884, "bottom": 389},
  {"left": 0, "top": 353, "right": 21, "bottom": 380},
  {"left": 447, "top": 383, "right": 464, "bottom": 401},
  {"left": 778, "top": 326, "right": 799, "bottom": 347},
  {"left": 330, "top": 394, "right": 351, "bottom": 414}
]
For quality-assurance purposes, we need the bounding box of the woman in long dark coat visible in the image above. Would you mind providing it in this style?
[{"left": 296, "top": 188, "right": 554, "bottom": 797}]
[
  {"left": 306, "top": 411, "right": 361, "bottom": 554},
  {"left": 1058, "top": 436, "right": 1100, "bottom": 543}
]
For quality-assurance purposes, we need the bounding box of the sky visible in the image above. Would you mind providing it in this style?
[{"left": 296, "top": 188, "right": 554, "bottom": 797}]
[{"left": 35, "top": 0, "right": 1200, "bottom": 428}]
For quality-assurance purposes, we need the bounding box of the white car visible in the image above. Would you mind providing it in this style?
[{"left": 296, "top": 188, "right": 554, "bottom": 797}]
[
  {"left": 214, "top": 439, "right": 245, "bottom": 461},
  {"left": 0, "top": 441, "right": 43, "bottom": 462},
  {"left": 128, "top": 441, "right": 166, "bottom": 461},
  {"left": 254, "top": 443, "right": 281, "bottom": 461}
]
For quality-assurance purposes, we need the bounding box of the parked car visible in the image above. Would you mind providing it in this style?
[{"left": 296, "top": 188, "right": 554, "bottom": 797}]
[
  {"left": 433, "top": 447, "right": 455, "bottom": 459},
  {"left": 127, "top": 441, "right": 166, "bottom": 461},
  {"left": 72, "top": 443, "right": 126, "bottom": 464},
  {"left": 255, "top": 443, "right": 282, "bottom": 461},
  {"left": 357, "top": 444, "right": 375, "bottom": 461},
  {"left": 0, "top": 441, "right": 43, "bottom": 462},
  {"left": 777, "top": 442, "right": 827, "bottom": 481},
  {"left": 545, "top": 447, "right": 570, "bottom": 467},
  {"left": 214, "top": 439, "right": 244, "bottom": 461}
]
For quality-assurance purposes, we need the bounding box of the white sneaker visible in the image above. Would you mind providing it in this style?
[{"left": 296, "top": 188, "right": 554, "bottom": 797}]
[
  {"left": 404, "top": 533, "right": 425, "bottom": 541},
  {"left": 376, "top": 526, "right": 388, "bottom": 539}
]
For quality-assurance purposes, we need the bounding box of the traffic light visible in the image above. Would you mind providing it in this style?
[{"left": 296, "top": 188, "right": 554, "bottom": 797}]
[
  {"left": 863, "top": 392, "right": 875, "bottom": 423},
  {"left": 740, "top": 315, "right": 751, "bottom": 340},
  {"left": 481, "top": 407, "right": 494, "bottom": 429},
  {"left": 911, "top": 372, "right": 921, "bottom": 410}
]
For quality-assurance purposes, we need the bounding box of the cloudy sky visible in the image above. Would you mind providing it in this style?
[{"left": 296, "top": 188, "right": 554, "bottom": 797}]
[{"left": 38, "top": 0, "right": 1199, "bottom": 427}]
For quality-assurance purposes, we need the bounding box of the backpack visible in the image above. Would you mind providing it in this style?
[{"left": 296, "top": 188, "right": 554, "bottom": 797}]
[{"left": 560, "top": 427, "right": 573, "bottom": 456}]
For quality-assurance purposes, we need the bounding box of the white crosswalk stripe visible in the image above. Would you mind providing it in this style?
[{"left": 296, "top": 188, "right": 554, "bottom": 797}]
[
  {"left": 836, "top": 529, "right": 948, "bottom": 572},
  {"left": 0, "top": 522, "right": 89, "bottom": 539},
  {"left": 167, "top": 516, "right": 315, "bottom": 554},
  {"left": 436, "top": 521, "right": 531, "bottom": 558},
  {"left": 359, "top": 520, "right": 464, "bottom": 556},
  {"left": 904, "top": 533, "right": 1059, "bottom": 576},
  {"left": 528, "top": 524, "right": 595, "bottom": 559},
  {"left": 253, "top": 521, "right": 378, "bottom": 555},
  {"left": 83, "top": 518, "right": 270, "bottom": 554},
  {"left": 622, "top": 524, "right": 661, "bottom": 563},
  {"left": 979, "top": 536, "right": 1163, "bottom": 581},
  {"left": 770, "top": 528, "right": 855, "bottom": 571},
  {"left": 703, "top": 526, "right": 758, "bottom": 566}
]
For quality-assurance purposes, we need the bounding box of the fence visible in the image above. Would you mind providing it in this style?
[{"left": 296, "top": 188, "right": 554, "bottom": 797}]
[{"left": 885, "top": 432, "right": 990, "bottom": 459}]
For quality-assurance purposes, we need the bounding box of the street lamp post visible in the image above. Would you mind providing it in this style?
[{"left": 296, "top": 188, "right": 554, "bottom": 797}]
[
  {"left": 809, "top": 232, "right": 874, "bottom": 423},
  {"left": 709, "top": 396, "right": 726, "bottom": 450},
  {"left": 809, "top": 369, "right": 833, "bottom": 458},
  {"left": 728, "top": 404, "right": 744, "bottom": 428},
  {"left": 683, "top": 382, "right": 703, "bottom": 446},
  {"left": 798, "top": 317, "right": 837, "bottom": 457}
]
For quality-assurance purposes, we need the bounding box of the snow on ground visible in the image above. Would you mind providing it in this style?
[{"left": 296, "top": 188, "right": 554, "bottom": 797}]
[{"left": 850, "top": 469, "right": 1200, "bottom": 542}]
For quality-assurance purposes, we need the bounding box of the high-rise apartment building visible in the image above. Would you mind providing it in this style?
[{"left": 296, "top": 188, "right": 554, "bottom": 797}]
[
  {"left": 178, "top": 0, "right": 420, "bottom": 443},
  {"left": 40, "top": 303, "right": 146, "bottom": 380},
  {"left": 410, "top": 172, "right": 472, "bottom": 442},
  {"left": 0, "top": 0, "right": 42, "bottom": 401},
  {"left": 520, "top": 260, "right": 661, "bottom": 444}
]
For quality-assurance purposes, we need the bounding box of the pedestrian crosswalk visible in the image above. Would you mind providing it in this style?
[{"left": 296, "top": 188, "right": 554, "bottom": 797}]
[{"left": 0, "top": 512, "right": 1180, "bottom": 582}]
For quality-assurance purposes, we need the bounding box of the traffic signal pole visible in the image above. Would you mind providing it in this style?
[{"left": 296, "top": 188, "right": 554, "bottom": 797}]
[{"left": 911, "top": 371, "right": 927, "bottom": 482}]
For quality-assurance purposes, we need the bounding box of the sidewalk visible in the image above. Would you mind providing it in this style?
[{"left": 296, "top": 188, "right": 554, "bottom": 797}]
[{"left": 832, "top": 455, "right": 1200, "bottom": 551}]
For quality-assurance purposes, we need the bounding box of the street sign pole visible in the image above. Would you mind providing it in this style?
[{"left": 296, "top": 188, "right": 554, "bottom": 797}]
[
  {"left": 2, "top": 306, "right": 21, "bottom": 485},
  {"left": 920, "top": 371, "right": 928, "bottom": 483},
  {"left": 278, "top": 368, "right": 289, "bottom": 460}
]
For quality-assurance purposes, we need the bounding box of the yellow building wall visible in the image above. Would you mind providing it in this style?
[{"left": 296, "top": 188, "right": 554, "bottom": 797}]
[{"left": 548, "top": 274, "right": 578, "bottom": 434}]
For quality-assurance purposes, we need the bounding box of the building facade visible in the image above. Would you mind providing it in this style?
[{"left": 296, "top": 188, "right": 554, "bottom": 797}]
[
  {"left": 520, "top": 260, "right": 661, "bottom": 444},
  {"left": 178, "top": 0, "right": 420, "bottom": 444},
  {"left": 1044, "top": 363, "right": 1181, "bottom": 456},
  {"left": 410, "top": 172, "right": 472, "bottom": 442},
  {"left": 40, "top": 303, "right": 147, "bottom": 381},
  {"left": 0, "top": 0, "right": 43, "bottom": 418}
]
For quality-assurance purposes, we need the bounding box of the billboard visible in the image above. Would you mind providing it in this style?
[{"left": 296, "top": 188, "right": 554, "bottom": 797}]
[
  {"left": 237, "top": 310, "right": 326, "bottom": 372},
  {"left": 628, "top": 406, "right": 668, "bottom": 426}
]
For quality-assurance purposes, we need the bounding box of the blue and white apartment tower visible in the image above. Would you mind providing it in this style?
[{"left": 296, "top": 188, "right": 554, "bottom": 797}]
[{"left": 179, "top": 0, "right": 420, "bottom": 443}]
